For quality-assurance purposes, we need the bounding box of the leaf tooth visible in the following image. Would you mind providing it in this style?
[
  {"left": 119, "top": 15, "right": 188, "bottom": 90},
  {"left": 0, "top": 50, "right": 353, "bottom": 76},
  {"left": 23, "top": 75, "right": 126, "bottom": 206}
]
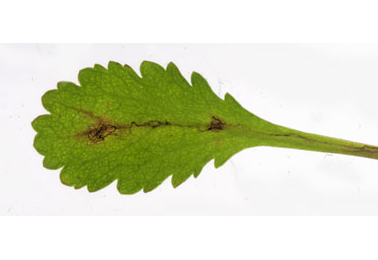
[
  {"left": 43, "top": 155, "right": 64, "bottom": 170},
  {"left": 224, "top": 92, "right": 241, "bottom": 107},
  {"left": 57, "top": 81, "right": 79, "bottom": 91},
  {"left": 31, "top": 114, "right": 51, "bottom": 132},
  {"left": 78, "top": 67, "right": 97, "bottom": 86},
  {"left": 93, "top": 63, "right": 107, "bottom": 72},
  {"left": 166, "top": 62, "right": 191, "bottom": 89},
  {"left": 41, "top": 89, "right": 59, "bottom": 112},
  {"left": 143, "top": 183, "right": 162, "bottom": 193},
  {"left": 190, "top": 71, "right": 207, "bottom": 89},
  {"left": 86, "top": 176, "right": 116, "bottom": 193},
  {"left": 140, "top": 60, "right": 166, "bottom": 81},
  {"left": 107, "top": 61, "right": 123, "bottom": 71},
  {"left": 117, "top": 176, "right": 143, "bottom": 195},
  {"left": 108, "top": 60, "right": 143, "bottom": 84},
  {"left": 192, "top": 161, "right": 209, "bottom": 178},
  {"left": 191, "top": 72, "right": 222, "bottom": 102},
  {"left": 122, "top": 63, "right": 143, "bottom": 79},
  {"left": 213, "top": 148, "right": 242, "bottom": 168},
  {"left": 171, "top": 170, "right": 192, "bottom": 188}
]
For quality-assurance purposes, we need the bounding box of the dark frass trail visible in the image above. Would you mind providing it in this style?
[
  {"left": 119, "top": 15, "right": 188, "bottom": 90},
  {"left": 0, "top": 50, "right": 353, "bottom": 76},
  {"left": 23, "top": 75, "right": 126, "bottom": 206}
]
[{"left": 32, "top": 61, "right": 378, "bottom": 194}]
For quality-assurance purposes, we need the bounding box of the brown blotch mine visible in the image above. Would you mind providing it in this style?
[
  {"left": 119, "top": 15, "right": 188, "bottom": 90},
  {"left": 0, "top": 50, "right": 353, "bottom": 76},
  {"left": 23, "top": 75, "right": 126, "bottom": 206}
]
[
  {"left": 88, "top": 122, "right": 116, "bottom": 143},
  {"left": 208, "top": 116, "right": 225, "bottom": 132}
]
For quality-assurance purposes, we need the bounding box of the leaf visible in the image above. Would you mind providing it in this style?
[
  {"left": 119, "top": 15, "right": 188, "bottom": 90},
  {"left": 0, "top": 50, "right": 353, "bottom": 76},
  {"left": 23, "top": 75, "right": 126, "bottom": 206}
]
[{"left": 32, "top": 61, "right": 378, "bottom": 194}]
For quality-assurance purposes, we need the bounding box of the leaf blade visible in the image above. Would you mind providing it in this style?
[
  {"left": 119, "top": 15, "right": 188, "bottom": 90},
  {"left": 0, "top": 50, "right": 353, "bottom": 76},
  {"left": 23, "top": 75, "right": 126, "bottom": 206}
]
[{"left": 33, "top": 61, "right": 264, "bottom": 193}]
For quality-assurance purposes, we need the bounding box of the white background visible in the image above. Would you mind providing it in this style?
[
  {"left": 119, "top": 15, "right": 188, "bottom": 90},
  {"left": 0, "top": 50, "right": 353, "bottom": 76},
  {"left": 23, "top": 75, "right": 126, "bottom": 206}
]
[{"left": 2, "top": 43, "right": 378, "bottom": 215}]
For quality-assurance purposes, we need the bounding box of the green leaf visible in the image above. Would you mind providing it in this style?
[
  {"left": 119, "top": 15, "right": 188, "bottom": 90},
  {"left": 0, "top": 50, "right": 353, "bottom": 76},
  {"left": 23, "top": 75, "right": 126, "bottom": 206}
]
[{"left": 32, "top": 61, "right": 378, "bottom": 194}]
